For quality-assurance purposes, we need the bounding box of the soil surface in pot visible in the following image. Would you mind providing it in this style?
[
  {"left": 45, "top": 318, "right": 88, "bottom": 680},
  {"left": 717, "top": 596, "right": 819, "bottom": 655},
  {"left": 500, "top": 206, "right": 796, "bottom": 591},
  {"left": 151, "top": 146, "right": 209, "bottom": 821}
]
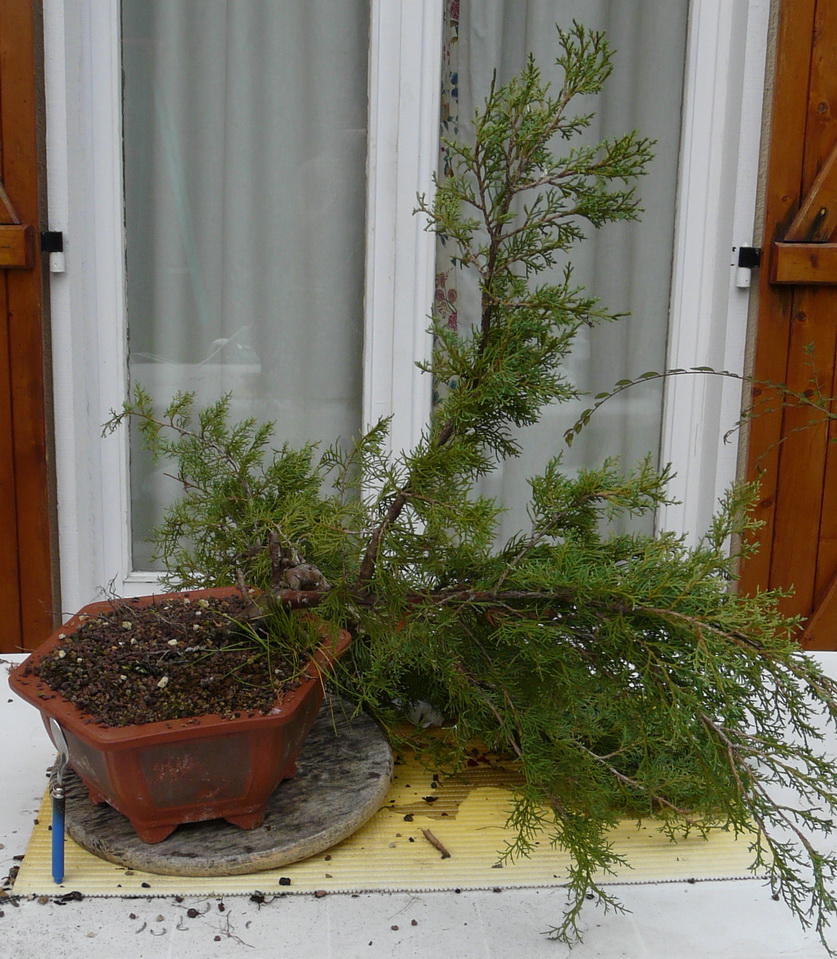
[{"left": 25, "top": 595, "right": 310, "bottom": 726}]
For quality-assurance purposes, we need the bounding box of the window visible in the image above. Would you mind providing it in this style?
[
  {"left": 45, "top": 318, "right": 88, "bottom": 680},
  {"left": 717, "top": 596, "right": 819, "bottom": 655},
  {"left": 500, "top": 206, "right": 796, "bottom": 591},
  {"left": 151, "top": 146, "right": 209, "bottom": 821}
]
[
  {"left": 121, "top": 0, "right": 370, "bottom": 566},
  {"left": 438, "top": 1, "right": 688, "bottom": 540},
  {"left": 43, "top": 0, "right": 768, "bottom": 609}
]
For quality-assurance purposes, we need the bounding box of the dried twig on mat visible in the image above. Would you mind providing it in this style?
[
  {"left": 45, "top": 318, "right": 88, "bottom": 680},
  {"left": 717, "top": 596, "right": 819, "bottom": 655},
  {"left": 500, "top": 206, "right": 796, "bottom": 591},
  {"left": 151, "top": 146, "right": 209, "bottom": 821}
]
[{"left": 421, "top": 828, "right": 451, "bottom": 859}]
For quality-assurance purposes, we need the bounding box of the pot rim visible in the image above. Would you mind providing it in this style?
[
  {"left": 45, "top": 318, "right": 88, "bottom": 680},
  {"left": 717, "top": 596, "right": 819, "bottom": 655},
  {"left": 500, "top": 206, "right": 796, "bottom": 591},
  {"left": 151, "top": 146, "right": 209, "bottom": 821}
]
[{"left": 8, "top": 586, "right": 351, "bottom": 748}]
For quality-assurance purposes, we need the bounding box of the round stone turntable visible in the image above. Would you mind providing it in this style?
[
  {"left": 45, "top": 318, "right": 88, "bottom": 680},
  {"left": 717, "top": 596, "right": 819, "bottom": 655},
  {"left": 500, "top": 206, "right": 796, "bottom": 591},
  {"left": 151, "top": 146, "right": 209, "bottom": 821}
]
[{"left": 62, "top": 699, "right": 393, "bottom": 877}]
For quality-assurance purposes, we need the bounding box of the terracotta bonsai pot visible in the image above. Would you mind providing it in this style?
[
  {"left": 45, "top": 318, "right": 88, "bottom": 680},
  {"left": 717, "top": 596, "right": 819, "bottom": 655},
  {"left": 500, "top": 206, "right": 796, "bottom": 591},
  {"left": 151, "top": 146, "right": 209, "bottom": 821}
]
[{"left": 8, "top": 587, "right": 351, "bottom": 843}]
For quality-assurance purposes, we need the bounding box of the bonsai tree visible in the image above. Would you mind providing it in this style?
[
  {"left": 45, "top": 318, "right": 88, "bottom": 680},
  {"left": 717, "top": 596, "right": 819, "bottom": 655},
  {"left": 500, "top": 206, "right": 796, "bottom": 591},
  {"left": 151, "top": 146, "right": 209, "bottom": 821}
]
[{"left": 108, "top": 24, "right": 837, "bottom": 949}]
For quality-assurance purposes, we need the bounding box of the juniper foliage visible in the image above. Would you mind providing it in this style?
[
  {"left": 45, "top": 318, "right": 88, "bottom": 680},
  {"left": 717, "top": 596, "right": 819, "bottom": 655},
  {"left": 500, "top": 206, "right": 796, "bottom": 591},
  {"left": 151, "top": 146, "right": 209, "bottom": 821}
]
[{"left": 107, "top": 24, "right": 837, "bottom": 950}]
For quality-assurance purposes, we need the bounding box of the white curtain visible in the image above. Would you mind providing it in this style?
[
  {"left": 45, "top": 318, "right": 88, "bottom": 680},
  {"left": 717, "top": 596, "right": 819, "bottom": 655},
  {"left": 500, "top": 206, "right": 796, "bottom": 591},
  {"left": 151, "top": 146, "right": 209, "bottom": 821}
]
[
  {"left": 437, "top": 0, "right": 689, "bottom": 539},
  {"left": 121, "top": 0, "right": 369, "bottom": 567}
]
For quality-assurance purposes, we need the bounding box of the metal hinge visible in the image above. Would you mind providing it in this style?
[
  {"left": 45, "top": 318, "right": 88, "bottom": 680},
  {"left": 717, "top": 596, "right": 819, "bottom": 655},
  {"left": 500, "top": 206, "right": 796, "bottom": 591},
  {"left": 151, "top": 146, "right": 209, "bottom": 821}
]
[
  {"left": 40, "top": 230, "right": 66, "bottom": 273},
  {"left": 734, "top": 245, "right": 762, "bottom": 288}
]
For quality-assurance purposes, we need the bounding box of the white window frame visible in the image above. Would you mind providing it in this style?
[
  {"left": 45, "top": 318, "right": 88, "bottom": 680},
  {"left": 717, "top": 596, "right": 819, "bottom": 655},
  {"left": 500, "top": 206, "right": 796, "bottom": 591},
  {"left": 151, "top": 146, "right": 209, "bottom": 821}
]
[
  {"left": 659, "top": 0, "right": 772, "bottom": 543},
  {"left": 43, "top": 0, "right": 769, "bottom": 614}
]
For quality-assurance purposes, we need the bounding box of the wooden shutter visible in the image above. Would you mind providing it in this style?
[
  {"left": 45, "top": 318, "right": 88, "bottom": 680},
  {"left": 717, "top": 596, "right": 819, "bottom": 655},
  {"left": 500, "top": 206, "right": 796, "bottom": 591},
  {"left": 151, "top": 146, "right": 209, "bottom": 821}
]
[
  {"left": 741, "top": 0, "right": 837, "bottom": 649},
  {"left": 0, "top": 0, "right": 58, "bottom": 652}
]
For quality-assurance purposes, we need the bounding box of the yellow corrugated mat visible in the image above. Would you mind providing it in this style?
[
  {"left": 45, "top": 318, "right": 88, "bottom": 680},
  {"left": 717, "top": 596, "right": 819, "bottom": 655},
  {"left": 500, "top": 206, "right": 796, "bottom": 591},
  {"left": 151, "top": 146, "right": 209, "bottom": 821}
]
[{"left": 14, "top": 754, "right": 761, "bottom": 897}]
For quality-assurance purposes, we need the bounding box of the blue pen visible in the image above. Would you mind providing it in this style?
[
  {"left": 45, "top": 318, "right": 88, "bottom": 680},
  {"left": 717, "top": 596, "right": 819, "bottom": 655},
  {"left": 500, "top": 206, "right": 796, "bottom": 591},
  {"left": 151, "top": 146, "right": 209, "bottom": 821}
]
[{"left": 49, "top": 720, "right": 70, "bottom": 885}]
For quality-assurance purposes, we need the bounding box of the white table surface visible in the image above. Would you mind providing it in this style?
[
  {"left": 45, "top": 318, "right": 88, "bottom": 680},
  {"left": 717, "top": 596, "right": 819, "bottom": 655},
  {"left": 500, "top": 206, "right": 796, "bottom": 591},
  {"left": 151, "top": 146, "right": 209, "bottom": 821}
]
[{"left": 3, "top": 652, "right": 836, "bottom": 959}]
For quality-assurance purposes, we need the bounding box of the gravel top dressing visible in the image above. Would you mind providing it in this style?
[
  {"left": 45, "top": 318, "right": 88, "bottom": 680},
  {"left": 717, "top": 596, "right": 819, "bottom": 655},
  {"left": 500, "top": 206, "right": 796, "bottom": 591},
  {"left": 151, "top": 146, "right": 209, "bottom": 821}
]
[{"left": 27, "top": 596, "right": 303, "bottom": 726}]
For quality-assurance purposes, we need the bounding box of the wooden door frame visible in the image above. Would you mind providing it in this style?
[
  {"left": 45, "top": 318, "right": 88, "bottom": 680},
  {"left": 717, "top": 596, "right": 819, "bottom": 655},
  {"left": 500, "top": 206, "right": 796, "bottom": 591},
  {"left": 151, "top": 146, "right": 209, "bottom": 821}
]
[{"left": 0, "top": 0, "right": 58, "bottom": 651}]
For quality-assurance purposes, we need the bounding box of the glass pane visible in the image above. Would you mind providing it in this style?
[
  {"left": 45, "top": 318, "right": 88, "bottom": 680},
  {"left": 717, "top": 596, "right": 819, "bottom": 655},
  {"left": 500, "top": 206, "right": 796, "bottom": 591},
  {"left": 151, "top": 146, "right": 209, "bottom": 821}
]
[
  {"left": 121, "top": 0, "right": 369, "bottom": 568},
  {"left": 436, "top": 0, "right": 689, "bottom": 538}
]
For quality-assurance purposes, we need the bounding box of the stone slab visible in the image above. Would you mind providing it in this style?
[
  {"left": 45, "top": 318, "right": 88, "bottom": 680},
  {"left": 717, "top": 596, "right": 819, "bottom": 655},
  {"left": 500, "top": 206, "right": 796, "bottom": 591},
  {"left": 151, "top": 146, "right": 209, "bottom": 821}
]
[{"left": 62, "top": 699, "right": 393, "bottom": 876}]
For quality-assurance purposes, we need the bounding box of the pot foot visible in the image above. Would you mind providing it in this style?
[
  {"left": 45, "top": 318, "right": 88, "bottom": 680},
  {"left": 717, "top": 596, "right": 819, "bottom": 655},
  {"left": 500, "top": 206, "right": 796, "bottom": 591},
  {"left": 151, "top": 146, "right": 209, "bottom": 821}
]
[
  {"left": 223, "top": 810, "right": 266, "bottom": 831},
  {"left": 85, "top": 784, "right": 108, "bottom": 806},
  {"left": 130, "top": 822, "right": 178, "bottom": 844}
]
